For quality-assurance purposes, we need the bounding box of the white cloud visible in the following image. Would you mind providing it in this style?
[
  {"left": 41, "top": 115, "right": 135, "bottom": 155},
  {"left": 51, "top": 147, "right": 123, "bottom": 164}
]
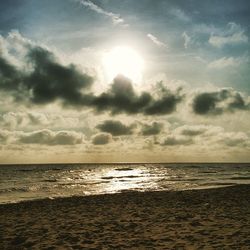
[
  {"left": 209, "top": 33, "right": 248, "bottom": 47},
  {"left": 182, "top": 32, "right": 191, "bottom": 49},
  {"left": 160, "top": 124, "right": 250, "bottom": 149},
  {"left": 209, "top": 22, "right": 248, "bottom": 48},
  {"left": 193, "top": 24, "right": 220, "bottom": 34},
  {"left": 208, "top": 56, "right": 248, "bottom": 69},
  {"left": 194, "top": 56, "right": 207, "bottom": 64},
  {"left": 0, "top": 130, "right": 11, "bottom": 144},
  {"left": 1, "top": 112, "right": 30, "bottom": 130},
  {"left": 220, "top": 132, "right": 249, "bottom": 147},
  {"left": 0, "top": 30, "right": 52, "bottom": 73},
  {"left": 77, "top": 0, "right": 125, "bottom": 25},
  {"left": 0, "top": 112, "right": 82, "bottom": 130},
  {"left": 147, "top": 34, "right": 167, "bottom": 48},
  {"left": 170, "top": 8, "right": 190, "bottom": 22}
]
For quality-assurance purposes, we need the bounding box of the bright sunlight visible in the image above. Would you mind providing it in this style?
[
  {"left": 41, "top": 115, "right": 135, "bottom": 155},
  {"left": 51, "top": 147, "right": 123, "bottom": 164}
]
[{"left": 102, "top": 46, "right": 144, "bottom": 83}]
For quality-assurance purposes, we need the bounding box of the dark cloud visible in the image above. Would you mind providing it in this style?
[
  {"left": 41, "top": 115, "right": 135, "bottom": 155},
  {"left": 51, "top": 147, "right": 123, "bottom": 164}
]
[
  {"left": 141, "top": 122, "right": 163, "bottom": 136},
  {"left": 92, "top": 133, "right": 112, "bottom": 145},
  {"left": 0, "top": 45, "right": 183, "bottom": 116},
  {"left": 26, "top": 47, "right": 94, "bottom": 105},
  {"left": 162, "top": 136, "right": 193, "bottom": 146},
  {"left": 192, "top": 88, "right": 250, "bottom": 115},
  {"left": 0, "top": 46, "right": 94, "bottom": 105},
  {"left": 0, "top": 57, "right": 18, "bottom": 80},
  {"left": 178, "top": 125, "right": 207, "bottom": 136},
  {"left": 91, "top": 75, "right": 183, "bottom": 115},
  {"left": 96, "top": 120, "right": 134, "bottom": 136},
  {"left": 19, "top": 129, "right": 83, "bottom": 145},
  {"left": 144, "top": 94, "right": 182, "bottom": 115},
  {"left": 0, "top": 57, "right": 21, "bottom": 93},
  {"left": 90, "top": 75, "right": 152, "bottom": 115}
]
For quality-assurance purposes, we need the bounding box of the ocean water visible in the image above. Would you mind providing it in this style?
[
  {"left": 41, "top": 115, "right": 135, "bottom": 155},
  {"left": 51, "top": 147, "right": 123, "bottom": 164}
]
[{"left": 0, "top": 163, "right": 250, "bottom": 204}]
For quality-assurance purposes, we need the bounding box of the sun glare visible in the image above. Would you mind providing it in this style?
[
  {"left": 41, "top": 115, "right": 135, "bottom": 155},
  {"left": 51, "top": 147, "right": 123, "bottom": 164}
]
[{"left": 102, "top": 46, "right": 144, "bottom": 83}]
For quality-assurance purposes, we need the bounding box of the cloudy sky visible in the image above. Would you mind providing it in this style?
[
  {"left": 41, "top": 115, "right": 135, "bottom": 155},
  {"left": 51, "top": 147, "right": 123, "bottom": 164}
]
[{"left": 0, "top": 0, "right": 250, "bottom": 163}]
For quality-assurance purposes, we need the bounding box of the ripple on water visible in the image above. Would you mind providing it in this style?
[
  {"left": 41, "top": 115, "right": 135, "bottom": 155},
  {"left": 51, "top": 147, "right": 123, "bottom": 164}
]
[{"left": 115, "top": 168, "right": 134, "bottom": 171}]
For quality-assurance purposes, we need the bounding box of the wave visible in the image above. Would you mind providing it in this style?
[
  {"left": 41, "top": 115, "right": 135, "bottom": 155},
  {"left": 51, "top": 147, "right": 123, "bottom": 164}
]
[
  {"left": 199, "top": 182, "right": 236, "bottom": 186},
  {"left": 101, "top": 175, "right": 140, "bottom": 180},
  {"left": 0, "top": 186, "right": 35, "bottom": 193},
  {"left": 230, "top": 176, "right": 250, "bottom": 180},
  {"left": 42, "top": 179, "right": 58, "bottom": 183},
  {"left": 115, "top": 168, "right": 134, "bottom": 171}
]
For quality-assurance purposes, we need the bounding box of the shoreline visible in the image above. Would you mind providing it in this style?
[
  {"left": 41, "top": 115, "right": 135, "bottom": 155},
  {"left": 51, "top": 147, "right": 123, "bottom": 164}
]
[
  {"left": 0, "top": 183, "right": 236, "bottom": 206},
  {"left": 1, "top": 185, "right": 250, "bottom": 249}
]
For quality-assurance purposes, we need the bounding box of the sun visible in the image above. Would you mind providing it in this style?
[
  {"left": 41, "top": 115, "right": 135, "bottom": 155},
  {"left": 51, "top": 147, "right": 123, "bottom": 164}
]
[{"left": 102, "top": 46, "right": 144, "bottom": 83}]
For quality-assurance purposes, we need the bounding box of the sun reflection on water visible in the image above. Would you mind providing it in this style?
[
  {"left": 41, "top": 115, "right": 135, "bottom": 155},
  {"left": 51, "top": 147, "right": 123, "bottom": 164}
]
[{"left": 96, "top": 166, "right": 157, "bottom": 193}]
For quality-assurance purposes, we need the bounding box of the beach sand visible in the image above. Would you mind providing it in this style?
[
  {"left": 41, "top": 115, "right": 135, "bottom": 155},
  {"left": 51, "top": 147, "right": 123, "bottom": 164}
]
[{"left": 0, "top": 185, "right": 250, "bottom": 249}]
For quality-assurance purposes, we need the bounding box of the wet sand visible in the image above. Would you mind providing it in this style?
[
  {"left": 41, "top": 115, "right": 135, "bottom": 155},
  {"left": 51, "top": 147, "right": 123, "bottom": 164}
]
[{"left": 0, "top": 185, "right": 250, "bottom": 249}]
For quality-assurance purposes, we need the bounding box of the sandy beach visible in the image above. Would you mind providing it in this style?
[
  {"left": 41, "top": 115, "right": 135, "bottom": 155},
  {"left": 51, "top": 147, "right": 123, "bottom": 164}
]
[{"left": 0, "top": 185, "right": 250, "bottom": 249}]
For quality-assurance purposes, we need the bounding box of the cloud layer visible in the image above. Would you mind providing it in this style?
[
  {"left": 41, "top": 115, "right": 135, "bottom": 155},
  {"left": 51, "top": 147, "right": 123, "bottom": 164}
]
[
  {"left": 141, "top": 122, "right": 163, "bottom": 136},
  {"left": 0, "top": 34, "right": 183, "bottom": 116},
  {"left": 19, "top": 129, "right": 84, "bottom": 145}
]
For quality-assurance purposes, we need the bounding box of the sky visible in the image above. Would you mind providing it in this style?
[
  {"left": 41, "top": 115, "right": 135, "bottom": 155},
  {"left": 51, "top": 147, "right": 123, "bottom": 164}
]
[{"left": 0, "top": 0, "right": 250, "bottom": 163}]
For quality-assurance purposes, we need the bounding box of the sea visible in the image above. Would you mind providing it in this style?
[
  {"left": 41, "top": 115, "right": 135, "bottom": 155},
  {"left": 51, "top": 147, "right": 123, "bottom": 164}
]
[{"left": 0, "top": 163, "right": 250, "bottom": 204}]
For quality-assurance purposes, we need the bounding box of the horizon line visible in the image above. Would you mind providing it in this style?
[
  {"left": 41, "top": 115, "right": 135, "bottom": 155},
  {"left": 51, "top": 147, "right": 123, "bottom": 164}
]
[{"left": 0, "top": 161, "right": 249, "bottom": 166}]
